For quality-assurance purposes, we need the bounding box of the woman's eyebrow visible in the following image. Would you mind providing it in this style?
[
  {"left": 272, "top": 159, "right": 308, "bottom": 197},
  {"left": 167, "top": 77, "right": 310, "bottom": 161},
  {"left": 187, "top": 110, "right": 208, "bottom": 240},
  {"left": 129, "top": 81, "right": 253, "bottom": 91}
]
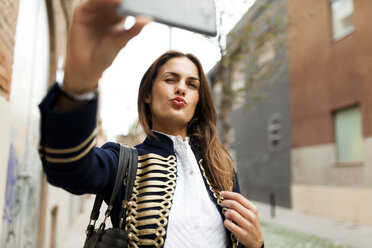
[
  {"left": 163, "top": 72, "right": 179, "bottom": 78},
  {"left": 163, "top": 72, "right": 200, "bottom": 81},
  {"left": 189, "top": 76, "right": 200, "bottom": 82}
]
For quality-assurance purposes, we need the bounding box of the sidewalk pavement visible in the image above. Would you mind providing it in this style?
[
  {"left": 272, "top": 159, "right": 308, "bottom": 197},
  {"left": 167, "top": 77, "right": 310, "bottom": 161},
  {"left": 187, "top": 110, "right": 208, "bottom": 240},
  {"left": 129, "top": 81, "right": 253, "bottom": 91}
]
[{"left": 253, "top": 201, "right": 372, "bottom": 248}]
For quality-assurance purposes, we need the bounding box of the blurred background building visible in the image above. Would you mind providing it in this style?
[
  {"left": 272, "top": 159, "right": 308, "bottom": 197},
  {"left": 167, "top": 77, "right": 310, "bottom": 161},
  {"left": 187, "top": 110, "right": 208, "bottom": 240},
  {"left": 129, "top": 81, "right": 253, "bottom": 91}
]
[
  {"left": 209, "top": 0, "right": 372, "bottom": 227},
  {"left": 0, "top": 0, "right": 106, "bottom": 247},
  {"left": 288, "top": 0, "right": 372, "bottom": 226},
  {"left": 208, "top": 0, "right": 292, "bottom": 208}
]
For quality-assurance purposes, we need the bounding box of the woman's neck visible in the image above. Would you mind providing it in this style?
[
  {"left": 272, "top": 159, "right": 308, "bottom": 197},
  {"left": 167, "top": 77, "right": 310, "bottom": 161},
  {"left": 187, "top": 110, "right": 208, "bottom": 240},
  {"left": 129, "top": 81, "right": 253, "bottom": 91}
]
[{"left": 151, "top": 125, "right": 187, "bottom": 140}]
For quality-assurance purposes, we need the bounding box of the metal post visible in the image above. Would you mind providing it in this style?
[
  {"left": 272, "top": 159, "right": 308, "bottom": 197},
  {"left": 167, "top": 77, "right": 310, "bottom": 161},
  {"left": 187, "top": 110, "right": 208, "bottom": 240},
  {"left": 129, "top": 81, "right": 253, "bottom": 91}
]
[{"left": 270, "top": 192, "right": 276, "bottom": 218}]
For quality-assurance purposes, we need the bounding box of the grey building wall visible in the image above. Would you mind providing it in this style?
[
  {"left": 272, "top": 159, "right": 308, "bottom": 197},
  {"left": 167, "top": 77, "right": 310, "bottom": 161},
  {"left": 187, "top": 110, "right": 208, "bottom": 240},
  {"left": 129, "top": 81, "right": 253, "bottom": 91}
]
[
  {"left": 209, "top": 0, "right": 291, "bottom": 208},
  {"left": 230, "top": 66, "right": 291, "bottom": 208}
]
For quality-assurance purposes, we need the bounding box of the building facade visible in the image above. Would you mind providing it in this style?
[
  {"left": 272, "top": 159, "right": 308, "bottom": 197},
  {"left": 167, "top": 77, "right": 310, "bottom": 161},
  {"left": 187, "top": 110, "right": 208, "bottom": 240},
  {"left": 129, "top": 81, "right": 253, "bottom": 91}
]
[
  {"left": 1, "top": 0, "right": 50, "bottom": 246},
  {"left": 288, "top": 0, "right": 372, "bottom": 226},
  {"left": 210, "top": 0, "right": 372, "bottom": 227},
  {"left": 0, "top": 0, "right": 20, "bottom": 239},
  {"left": 209, "top": 0, "right": 292, "bottom": 208},
  {"left": 0, "top": 0, "right": 107, "bottom": 247}
]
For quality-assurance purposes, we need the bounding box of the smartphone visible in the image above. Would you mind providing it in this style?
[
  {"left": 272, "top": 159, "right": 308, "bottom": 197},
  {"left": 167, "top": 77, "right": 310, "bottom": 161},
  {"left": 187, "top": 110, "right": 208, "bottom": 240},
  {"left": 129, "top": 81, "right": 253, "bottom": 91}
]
[{"left": 117, "top": 0, "right": 217, "bottom": 37}]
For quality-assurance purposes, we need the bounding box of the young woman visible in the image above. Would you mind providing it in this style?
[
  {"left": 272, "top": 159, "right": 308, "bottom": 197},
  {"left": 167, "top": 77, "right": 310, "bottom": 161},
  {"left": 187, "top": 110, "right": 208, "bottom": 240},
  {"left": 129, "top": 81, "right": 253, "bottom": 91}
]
[{"left": 38, "top": 0, "right": 264, "bottom": 247}]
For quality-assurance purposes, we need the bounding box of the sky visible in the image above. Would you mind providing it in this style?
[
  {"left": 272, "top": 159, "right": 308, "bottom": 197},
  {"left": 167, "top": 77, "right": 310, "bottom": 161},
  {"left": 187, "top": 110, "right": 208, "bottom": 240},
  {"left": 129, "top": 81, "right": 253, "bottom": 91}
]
[{"left": 100, "top": 0, "right": 256, "bottom": 141}]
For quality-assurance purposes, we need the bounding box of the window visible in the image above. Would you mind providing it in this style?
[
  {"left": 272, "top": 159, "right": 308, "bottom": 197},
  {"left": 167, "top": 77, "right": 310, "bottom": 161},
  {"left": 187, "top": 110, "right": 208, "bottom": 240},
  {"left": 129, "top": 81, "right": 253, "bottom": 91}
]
[
  {"left": 231, "top": 60, "right": 245, "bottom": 110},
  {"left": 334, "top": 106, "right": 363, "bottom": 162},
  {"left": 257, "top": 40, "right": 275, "bottom": 67},
  {"left": 268, "top": 113, "right": 281, "bottom": 151},
  {"left": 330, "top": 0, "right": 354, "bottom": 41}
]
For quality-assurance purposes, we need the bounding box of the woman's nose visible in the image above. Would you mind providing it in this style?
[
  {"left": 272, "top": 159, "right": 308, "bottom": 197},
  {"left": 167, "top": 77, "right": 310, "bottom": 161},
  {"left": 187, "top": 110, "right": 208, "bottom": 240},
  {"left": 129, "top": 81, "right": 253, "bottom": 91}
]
[{"left": 175, "top": 82, "right": 186, "bottom": 96}]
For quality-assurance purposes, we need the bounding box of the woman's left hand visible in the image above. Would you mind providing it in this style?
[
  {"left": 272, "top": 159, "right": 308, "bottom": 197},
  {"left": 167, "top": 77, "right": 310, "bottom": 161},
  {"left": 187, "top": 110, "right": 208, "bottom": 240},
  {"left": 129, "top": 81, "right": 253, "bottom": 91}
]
[{"left": 220, "top": 191, "right": 264, "bottom": 248}]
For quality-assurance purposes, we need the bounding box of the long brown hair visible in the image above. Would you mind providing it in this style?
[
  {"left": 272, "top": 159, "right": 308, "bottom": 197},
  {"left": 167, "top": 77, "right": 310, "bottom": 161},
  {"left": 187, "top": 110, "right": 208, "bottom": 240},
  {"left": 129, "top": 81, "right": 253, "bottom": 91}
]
[{"left": 138, "top": 50, "right": 236, "bottom": 191}]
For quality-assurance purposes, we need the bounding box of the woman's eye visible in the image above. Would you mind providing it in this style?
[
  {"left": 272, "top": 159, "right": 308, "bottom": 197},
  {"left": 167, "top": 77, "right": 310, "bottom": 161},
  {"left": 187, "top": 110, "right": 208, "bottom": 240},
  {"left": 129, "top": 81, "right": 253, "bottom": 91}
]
[
  {"left": 165, "top": 78, "right": 175, "bottom": 82},
  {"left": 188, "top": 82, "right": 198, "bottom": 88}
]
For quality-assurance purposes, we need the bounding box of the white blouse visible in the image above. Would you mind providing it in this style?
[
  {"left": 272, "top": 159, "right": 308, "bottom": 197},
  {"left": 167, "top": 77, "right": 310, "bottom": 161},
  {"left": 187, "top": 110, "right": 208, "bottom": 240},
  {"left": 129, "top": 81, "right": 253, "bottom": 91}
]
[{"left": 157, "top": 132, "right": 227, "bottom": 248}]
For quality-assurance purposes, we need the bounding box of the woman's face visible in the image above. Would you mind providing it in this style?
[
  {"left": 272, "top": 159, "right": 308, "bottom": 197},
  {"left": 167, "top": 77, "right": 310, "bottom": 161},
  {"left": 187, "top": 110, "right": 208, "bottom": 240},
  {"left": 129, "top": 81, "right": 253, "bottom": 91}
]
[{"left": 145, "top": 57, "right": 200, "bottom": 136}]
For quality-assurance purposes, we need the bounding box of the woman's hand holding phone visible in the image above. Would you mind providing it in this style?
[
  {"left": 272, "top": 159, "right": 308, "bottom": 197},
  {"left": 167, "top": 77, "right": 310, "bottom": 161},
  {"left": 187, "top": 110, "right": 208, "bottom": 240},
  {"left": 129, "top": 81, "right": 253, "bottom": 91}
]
[{"left": 63, "top": 0, "right": 152, "bottom": 95}]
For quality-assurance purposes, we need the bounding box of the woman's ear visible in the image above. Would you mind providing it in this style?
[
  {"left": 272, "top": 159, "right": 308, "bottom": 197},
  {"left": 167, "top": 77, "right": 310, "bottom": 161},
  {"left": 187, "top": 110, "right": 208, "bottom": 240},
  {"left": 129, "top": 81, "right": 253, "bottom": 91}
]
[{"left": 145, "top": 95, "right": 151, "bottom": 104}]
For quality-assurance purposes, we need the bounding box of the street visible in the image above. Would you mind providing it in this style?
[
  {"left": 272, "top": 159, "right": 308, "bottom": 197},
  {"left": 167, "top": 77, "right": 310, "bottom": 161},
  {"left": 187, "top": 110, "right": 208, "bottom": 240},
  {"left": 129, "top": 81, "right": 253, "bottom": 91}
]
[{"left": 262, "top": 222, "right": 349, "bottom": 248}]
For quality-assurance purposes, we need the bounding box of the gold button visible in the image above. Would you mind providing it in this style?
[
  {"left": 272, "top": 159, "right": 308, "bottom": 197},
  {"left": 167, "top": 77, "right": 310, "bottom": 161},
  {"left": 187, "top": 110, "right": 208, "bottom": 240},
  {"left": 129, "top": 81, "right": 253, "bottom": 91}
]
[{"left": 128, "top": 233, "right": 133, "bottom": 240}]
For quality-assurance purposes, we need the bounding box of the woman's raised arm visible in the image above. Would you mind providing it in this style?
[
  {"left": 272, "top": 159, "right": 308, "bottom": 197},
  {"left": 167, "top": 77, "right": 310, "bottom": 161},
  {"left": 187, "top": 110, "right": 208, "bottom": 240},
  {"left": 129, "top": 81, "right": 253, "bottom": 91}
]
[
  {"left": 63, "top": 0, "right": 151, "bottom": 95},
  {"left": 38, "top": 0, "right": 150, "bottom": 197}
]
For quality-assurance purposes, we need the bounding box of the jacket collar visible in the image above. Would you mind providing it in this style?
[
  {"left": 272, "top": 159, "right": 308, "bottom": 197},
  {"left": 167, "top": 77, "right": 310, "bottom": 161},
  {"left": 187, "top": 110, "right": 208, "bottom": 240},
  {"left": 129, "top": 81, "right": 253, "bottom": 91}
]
[
  {"left": 143, "top": 131, "right": 175, "bottom": 152},
  {"left": 143, "top": 131, "right": 202, "bottom": 161}
]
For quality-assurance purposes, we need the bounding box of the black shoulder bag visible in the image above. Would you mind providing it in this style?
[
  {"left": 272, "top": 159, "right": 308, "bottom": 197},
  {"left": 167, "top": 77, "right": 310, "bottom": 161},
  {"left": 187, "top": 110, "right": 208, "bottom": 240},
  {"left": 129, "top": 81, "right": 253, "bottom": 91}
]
[{"left": 83, "top": 145, "right": 138, "bottom": 248}]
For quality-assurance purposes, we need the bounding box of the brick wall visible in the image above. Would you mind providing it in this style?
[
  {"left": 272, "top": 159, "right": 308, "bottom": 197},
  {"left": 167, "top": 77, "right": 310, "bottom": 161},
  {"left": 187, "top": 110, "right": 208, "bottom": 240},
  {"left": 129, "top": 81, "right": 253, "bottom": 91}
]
[
  {"left": 0, "top": 0, "right": 20, "bottom": 100},
  {"left": 288, "top": 0, "right": 372, "bottom": 147}
]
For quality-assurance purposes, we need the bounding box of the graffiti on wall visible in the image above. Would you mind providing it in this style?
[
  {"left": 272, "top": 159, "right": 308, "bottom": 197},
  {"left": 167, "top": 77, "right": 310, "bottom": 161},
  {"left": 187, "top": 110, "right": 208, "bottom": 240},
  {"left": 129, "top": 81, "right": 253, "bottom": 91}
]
[
  {"left": 1, "top": 142, "right": 40, "bottom": 248},
  {"left": 2, "top": 144, "right": 19, "bottom": 244}
]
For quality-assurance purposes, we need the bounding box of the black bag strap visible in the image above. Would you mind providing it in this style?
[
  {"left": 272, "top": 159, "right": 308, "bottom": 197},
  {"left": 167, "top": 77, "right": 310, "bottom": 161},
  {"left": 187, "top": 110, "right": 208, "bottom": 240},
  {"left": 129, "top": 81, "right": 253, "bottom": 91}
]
[
  {"left": 86, "top": 144, "right": 136, "bottom": 234},
  {"left": 118, "top": 146, "right": 138, "bottom": 228},
  {"left": 109, "top": 144, "right": 131, "bottom": 207},
  {"left": 125, "top": 147, "right": 138, "bottom": 201},
  {"left": 89, "top": 195, "right": 104, "bottom": 222}
]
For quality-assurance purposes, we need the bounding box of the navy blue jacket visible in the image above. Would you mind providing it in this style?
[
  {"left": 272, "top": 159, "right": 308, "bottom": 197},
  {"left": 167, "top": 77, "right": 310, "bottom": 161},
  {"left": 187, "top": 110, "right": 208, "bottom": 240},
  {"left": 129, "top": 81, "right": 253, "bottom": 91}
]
[{"left": 39, "top": 83, "right": 261, "bottom": 248}]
